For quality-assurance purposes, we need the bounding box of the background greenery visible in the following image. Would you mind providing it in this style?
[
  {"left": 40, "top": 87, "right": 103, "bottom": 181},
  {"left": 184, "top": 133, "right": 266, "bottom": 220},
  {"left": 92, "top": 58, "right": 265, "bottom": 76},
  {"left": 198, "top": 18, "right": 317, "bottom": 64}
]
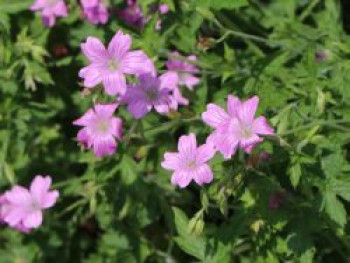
[{"left": 1, "top": 0, "right": 350, "bottom": 262}]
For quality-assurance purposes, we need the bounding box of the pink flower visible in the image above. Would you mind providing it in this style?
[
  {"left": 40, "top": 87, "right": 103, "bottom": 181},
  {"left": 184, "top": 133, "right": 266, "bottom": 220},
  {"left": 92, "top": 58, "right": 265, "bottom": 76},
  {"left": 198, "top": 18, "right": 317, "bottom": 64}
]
[
  {"left": 30, "top": 0, "right": 68, "bottom": 27},
  {"left": 73, "top": 104, "right": 123, "bottom": 157},
  {"left": 0, "top": 175, "right": 59, "bottom": 231},
  {"left": 121, "top": 74, "right": 173, "bottom": 119},
  {"left": 79, "top": 30, "right": 154, "bottom": 96},
  {"left": 81, "top": 0, "right": 109, "bottom": 24},
  {"left": 161, "top": 134, "right": 216, "bottom": 188},
  {"left": 202, "top": 95, "right": 274, "bottom": 159},
  {"left": 162, "top": 52, "right": 200, "bottom": 90},
  {"left": 118, "top": 0, "right": 145, "bottom": 28},
  {"left": 158, "top": 4, "right": 169, "bottom": 15},
  {"left": 159, "top": 73, "right": 189, "bottom": 110}
]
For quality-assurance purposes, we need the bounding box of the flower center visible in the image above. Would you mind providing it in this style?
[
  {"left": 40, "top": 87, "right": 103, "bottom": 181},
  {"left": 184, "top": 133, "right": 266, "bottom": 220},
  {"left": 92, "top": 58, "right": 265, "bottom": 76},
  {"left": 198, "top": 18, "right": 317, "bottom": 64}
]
[
  {"left": 95, "top": 119, "right": 110, "bottom": 135},
  {"left": 29, "top": 201, "right": 41, "bottom": 212},
  {"left": 145, "top": 88, "right": 159, "bottom": 102},
  {"left": 107, "top": 59, "right": 119, "bottom": 71},
  {"left": 186, "top": 160, "right": 197, "bottom": 170},
  {"left": 240, "top": 124, "right": 253, "bottom": 138}
]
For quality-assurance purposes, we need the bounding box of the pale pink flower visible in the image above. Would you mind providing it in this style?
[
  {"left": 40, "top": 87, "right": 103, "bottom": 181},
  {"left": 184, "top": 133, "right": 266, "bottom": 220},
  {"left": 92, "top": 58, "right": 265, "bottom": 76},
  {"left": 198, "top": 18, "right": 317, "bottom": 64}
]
[
  {"left": 73, "top": 104, "right": 123, "bottom": 157},
  {"left": 158, "top": 4, "right": 169, "bottom": 15},
  {"left": 159, "top": 73, "right": 189, "bottom": 111},
  {"left": 202, "top": 95, "right": 274, "bottom": 159},
  {"left": 30, "top": 0, "right": 68, "bottom": 27},
  {"left": 81, "top": 0, "right": 109, "bottom": 24},
  {"left": 79, "top": 30, "right": 154, "bottom": 96},
  {"left": 162, "top": 52, "right": 200, "bottom": 90},
  {"left": 1, "top": 176, "right": 59, "bottom": 231},
  {"left": 121, "top": 74, "right": 172, "bottom": 119},
  {"left": 161, "top": 134, "right": 216, "bottom": 188}
]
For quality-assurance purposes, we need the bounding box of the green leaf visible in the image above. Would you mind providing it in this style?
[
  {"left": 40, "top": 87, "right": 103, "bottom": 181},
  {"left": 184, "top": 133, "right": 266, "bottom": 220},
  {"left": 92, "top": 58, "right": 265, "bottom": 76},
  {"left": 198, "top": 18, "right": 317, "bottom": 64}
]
[
  {"left": 174, "top": 236, "right": 206, "bottom": 260},
  {"left": 172, "top": 207, "right": 190, "bottom": 236},
  {"left": 289, "top": 162, "right": 301, "bottom": 188},
  {"left": 197, "top": 0, "right": 248, "bottom": 10},
  {"left": 324, "top": 189, "right": 347, "bottom": 228},
  {"left": 0, "top": 0, "right": 32, "bottom": 14}
]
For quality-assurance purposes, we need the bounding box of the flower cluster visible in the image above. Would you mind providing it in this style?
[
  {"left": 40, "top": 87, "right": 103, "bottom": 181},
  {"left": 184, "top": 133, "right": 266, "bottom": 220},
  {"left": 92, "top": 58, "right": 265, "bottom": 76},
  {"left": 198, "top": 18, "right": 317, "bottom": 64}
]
[
  {"left": 30, "top": 0, "right": 170, "bottom": 28},
  {"left": 0, "top": 176, "right": 59, "bottom": 232},
  {"left": 74, "top": 30, "right": 200, "bottom": 157},
  {"left": 162, "top": 95, "right": 274, "bottom": 188}
]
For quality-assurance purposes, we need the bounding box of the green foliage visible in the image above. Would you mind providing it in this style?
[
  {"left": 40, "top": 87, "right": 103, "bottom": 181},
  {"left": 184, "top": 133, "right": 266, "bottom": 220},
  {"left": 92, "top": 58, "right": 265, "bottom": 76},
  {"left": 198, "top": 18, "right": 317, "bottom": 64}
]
[{"left": 1, "top": 0, "right": 350, "bottom": 262}]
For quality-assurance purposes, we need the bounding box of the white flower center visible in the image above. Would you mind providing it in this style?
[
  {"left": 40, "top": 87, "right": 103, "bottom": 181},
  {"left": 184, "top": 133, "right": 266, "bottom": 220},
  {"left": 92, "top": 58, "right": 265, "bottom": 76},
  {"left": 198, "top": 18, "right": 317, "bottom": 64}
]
[
  {"left": 47, "top": 0, "right": 57, "bottom": 6},
  {"left": 240, "top": 124, "right": 253, "bottom": 138},
  {"left": 186, "top": 160, "right": 197, "bottom": 170},
  {"left": 144, "top": 87, "right": 159, "bottom": 102},
  {"left": 29, "top": 200, "right": 41, "bottom": 212},
  {"left": 94, "top": 119, "right": 110, "bottom": 135},
  {"left": 107, "top": 59, "right": 119, "bottom": 71}
]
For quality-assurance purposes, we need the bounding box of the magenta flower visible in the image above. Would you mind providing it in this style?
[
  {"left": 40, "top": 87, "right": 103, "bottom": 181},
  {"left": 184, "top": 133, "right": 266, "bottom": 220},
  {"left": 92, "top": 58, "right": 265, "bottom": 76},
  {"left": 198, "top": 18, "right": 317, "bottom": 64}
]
[
  {"left": 121, "top": 74, "right": 173, "bottom": 119},
  {"left": 79, "top": 30, "right": 154, "bottom": 96},
  {"left": 73, "top": 104, "right": 123, "bottom": 157},
  {"left": 81, "top": 0, "right": 109, "bottom": 24},
  {"left": 161, "top": 134, "right": 216, "bottom": 188},
  {"left": 0, "top": 175, "right": 59, "bottom": 231},
  {"left": 158, "top": 4, "right": 169, "bottom": 15},
  {"left": 30, "top": 0, "right": 68, "bottom": 27},
  {"left": 118, "top": 0, "right": 145, "bottom": 28},
  {"left": 162, "top": 52, "right": 200, "bottom": 90},
  {"left": 202, "top": 95, "right": 274, "bottom": 159}
]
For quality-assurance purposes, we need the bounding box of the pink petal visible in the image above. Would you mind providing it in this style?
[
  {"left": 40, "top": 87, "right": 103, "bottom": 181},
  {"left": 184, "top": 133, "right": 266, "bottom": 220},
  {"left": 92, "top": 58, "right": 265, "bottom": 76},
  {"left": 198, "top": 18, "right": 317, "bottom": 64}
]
[
  {"left": 76, "top": 128, "right": 92, "bottom": 148},
  {"left": 93, "top": 137, "right": 117, "bottom": 157},
  {"left": 239, "top": 134, "right": 263, "bottom": 151},
  {"left": 178, "top": 134, "right": 197, "bottom": 156},
  {"left": 81, "top": 37, "right": 108, "bottom": 63},
  {"left": 202, "top": 104, "right": 229, "bottom": 129},
  {"left": 159, "top": 71, "right": 179, "bottom": 90},
  {"left": 196, "top": 143, "right": 216, "bottom": 164},
  {"left": 252, "top": 116, "right": 274, "bottom": 135},
  {"left": 79, "top": 65, "right": 103, "bottom": 88},
  {"left": 23, "top": 211, "right": 43, "bottom": 229},
  {"left": 73, "top": 109, "right": 95, "bottom": 126},
  {"left": 102, "top": 72, "right": 126, "bottom": 96},
  {"left": 182, "top": 75, "right": 200, "bottom": 90},
  {"left": 4, "top": 207, "right": 26, "bottom": 227},
  {"left": 192, "top": 164, "right": 213, "bottom": 186},
  {"left": 111, "top": 117, "right": 123, "bottom": 139},
  {"left": 30, "top": 0, "right": 47, "bottom": 10},
  {"left": 161, "top": 152, "right": 181, "bottom": 170},
  {"left": 81, "top": 0, "right": 99, "bottom": 8},
  {"left": 227, "top": 95, "right": 242, "bottom": 117},
  {"left": 40, "top": 190, "right": 59, "bottom": 209},
  {"left": 108, "top": 31, "right": 131, "bottom": 59},
  {"left": 127, "top": 100, "right": 149, "bottom": 119},
  {"left": 42, "top": 14, "right": 56, "bottom": 27},
  {"left": 5, "top": 186, "right": 32, "bottom": 206},
  {"left": 94, "top": 104, "right": 118, "bottom": 118},
  {"left": 120, "top": 51, "right": 150, "bottom": 75},
  {"left": 30, "top": 176, "right": 51, "bottom": 205},
  {"left": 238, "top": 96, "right": 259, "bottom": 124},
  {"left": 207, "top": 131, "right": 239, "bottom": 159},
  {"left": 53, "top": 1, "right": 68, "bottom": 16},
  {"left": 171, "top": 171, "right": 192, "bottom": 188}
]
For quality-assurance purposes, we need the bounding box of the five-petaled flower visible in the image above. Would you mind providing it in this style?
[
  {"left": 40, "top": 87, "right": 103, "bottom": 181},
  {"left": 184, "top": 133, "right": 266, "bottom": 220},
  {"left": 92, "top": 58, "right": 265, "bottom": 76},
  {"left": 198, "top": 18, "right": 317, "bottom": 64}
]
[
  {"left": 73, "top": 103, "right": 123, "bottom": 157},
  {"left": 30, "top": 0, "right": 68, "bottom": 27},
  {"left": 121, "top": 74, "right": 173, "bottom": 119},
  {"left": 161, "top": 134, "right": 216, "bottom": 188},
  {"left": 79, "top": 30, "right": 154, "bottom": 96},
  {"left": 202, "top": 95, "right": 274, "bottom": 159},
  {"left": 0, "top": 175, "right": 59, "bottom": 231}
]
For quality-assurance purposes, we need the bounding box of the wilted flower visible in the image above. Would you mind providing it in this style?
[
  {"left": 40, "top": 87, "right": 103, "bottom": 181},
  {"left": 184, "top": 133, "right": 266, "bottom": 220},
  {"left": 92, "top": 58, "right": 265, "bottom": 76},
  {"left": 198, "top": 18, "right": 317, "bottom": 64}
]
[
  {"left": 121, "top": 74, "right": 173, "bottom": 119},
  {"left": 0, "top": 175, "right": 59, "bottom": 231},
  {"left": 73, "top": 104, "right": 123, "bottom": 157},
  {"left": 81, "top": 0, "right": 109, "bottom": 24},
  {"left": 269, "top": 190, "right": 286, "bottom": 210},
  {"left": 79, "top": 30, "right": 154, "bottom": 96},
  {"left": 30, "top": 0, "right": 68, "bottom": 27},
  {"left": 161, "top": 134, "right": 216, "bottom": 188},
  {"left": 202, "top": 95, "right": 274, "bottom": 159},
  {"left": 162, "top": 52, "right": 200, "bottom": 90}
]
